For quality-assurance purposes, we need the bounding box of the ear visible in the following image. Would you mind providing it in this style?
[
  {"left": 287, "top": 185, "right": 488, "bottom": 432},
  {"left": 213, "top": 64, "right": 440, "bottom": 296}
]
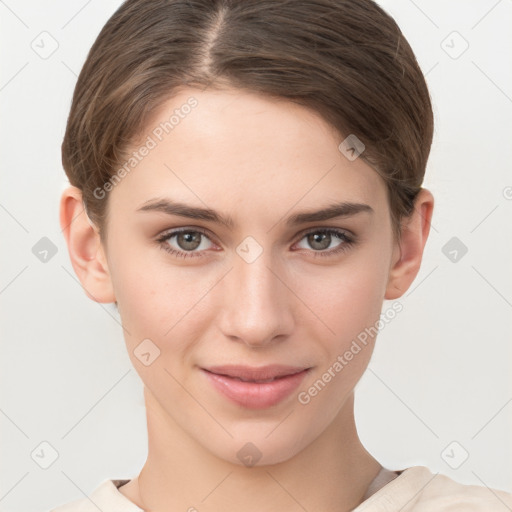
[
  {"left": 59, "top": 186, "right": 116, "bottom": 303},
  {"left": 385, "top": 188, "right": 434, "bottom": 300}
]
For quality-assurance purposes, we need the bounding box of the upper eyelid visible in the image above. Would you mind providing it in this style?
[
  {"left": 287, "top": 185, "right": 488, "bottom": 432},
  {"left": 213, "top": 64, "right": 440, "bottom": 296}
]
[
  {"left": 295, "top": 225, "right": 352, "bottom": 237},
  {"left": 157, "top": 226, "right": 216, "bottom": 243}
]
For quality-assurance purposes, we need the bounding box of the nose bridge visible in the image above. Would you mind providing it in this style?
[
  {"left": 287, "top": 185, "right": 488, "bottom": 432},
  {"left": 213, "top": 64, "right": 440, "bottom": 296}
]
[{"left": 218, "top": 240, "right": 293, "bottom": 346}]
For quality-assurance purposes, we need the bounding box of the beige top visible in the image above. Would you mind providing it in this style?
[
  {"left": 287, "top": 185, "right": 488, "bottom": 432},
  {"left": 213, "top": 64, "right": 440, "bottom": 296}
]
[{"left": 48, "top": 465, "right": 512, "bottom": 511}]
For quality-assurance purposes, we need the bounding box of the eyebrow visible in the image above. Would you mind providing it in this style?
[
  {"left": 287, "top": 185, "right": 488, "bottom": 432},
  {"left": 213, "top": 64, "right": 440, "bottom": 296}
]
[{"left": 136, "top": 198, "right": 374, "bottom": 228}]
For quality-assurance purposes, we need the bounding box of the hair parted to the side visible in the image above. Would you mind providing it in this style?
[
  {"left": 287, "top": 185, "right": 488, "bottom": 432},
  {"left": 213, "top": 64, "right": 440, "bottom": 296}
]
[{"left": 62, "top": 0, "right": 434, "bottom": 244}]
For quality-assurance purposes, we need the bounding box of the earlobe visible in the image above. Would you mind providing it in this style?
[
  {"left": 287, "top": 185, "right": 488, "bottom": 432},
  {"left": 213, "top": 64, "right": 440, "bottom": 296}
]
[
  {"left": 384, "top": 188, "right": 434, "bottom": 300},
  {"left": 59, "top": 186, "right": 116, "bottom": 303}
]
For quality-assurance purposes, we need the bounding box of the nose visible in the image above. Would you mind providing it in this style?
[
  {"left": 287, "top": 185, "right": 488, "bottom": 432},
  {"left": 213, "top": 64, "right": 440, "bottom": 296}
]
[{"left": 217, "top": 248, "right": 294, "bottom": 348}]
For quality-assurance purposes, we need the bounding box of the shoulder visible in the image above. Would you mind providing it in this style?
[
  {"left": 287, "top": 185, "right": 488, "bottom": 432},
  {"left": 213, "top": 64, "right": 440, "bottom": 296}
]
[
  {"left": 47, "top": 479, "right": 142, "bottom": 512},
  {"left": 410, "top": 467, "right": 512, "bottom": 511},
  {"left": 355, "top": 466, "right": 512, "bottom": 511}
]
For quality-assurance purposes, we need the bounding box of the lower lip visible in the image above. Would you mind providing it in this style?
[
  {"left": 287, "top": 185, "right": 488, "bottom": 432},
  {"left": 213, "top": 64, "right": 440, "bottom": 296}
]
[{"left": 202, "top": 369, "right": 310, "bottom": 409}]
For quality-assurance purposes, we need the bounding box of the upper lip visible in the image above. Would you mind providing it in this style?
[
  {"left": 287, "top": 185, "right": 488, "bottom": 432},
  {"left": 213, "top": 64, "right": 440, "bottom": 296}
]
[{"left": 203, "top": 364, "right": 310, "bottom": 381}]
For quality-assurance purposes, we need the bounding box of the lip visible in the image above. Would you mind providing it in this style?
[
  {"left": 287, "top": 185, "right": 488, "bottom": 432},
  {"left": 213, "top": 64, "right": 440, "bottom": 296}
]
[
  {"left": 205, "top": 364, "right": 309, "bottom": 381},
  {"left": 202, "top": 365, "right": 311, "bottom": 409}
]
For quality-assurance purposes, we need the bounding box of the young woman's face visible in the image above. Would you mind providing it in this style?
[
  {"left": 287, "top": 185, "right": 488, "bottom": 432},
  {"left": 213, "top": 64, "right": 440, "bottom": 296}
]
[{"left": 102, "top": 86, "right": 399, "bottom": 465}]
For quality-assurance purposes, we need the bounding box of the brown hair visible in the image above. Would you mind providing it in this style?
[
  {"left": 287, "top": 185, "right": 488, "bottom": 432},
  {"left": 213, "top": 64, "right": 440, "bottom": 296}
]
[{"left": 62, "top": 0, "right": 434, "bottom": 244}]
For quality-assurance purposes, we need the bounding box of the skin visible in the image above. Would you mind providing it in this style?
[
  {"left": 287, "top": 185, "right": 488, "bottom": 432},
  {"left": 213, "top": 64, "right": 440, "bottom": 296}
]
[{"left": 60, "top": 87, "right": 434, "bottom": 512}]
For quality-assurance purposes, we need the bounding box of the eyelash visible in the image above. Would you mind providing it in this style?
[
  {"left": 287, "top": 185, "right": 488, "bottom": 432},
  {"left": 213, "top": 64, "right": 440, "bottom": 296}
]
[{"left": 156, "top": 227, "right": 356, "bottom": 259}]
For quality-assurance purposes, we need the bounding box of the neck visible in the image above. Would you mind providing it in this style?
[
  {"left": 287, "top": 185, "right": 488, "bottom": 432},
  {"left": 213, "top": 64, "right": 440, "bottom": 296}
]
[{"left": 120, "top": 388, "right": 381, "bottom": 512}]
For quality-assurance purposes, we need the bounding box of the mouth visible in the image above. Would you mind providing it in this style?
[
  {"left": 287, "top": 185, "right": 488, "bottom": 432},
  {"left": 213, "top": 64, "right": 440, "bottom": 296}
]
[
  {"left": 222, "top": 375, "right": 286, "bottom": 383},
  {"left": 201, "top": 364, "right": 311, "bottom": 409},
  {"left": 203, "top": 364, "right": 310, "bottom": 381}
]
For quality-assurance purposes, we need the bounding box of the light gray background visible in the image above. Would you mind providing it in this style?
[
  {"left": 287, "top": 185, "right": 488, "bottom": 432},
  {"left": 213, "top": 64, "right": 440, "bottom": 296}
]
[{"left": 1, "top": 1, "right": 511, "bottom": 511}]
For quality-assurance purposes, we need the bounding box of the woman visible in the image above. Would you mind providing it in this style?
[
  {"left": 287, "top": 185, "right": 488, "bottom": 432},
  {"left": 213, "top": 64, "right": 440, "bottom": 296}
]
[{"left": 54, "top": 0, "right": 512, "bottom": 510}]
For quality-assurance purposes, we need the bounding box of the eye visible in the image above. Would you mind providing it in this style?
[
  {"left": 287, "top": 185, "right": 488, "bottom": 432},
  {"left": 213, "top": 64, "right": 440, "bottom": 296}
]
[
  {"left": 156, "top": 228, "right": 215, "bottom": 259},
  {"left": 293, "top": 228, "right": 355, "bottom": 258},
  {"left": 156, "top": 227, "right": 356, "bottom": 260}
]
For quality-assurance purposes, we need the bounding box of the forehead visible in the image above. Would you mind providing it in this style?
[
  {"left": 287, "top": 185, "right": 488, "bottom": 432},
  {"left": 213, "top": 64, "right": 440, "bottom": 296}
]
[{"left": 107, "top": 87, "right": 388, "bottom": 220}]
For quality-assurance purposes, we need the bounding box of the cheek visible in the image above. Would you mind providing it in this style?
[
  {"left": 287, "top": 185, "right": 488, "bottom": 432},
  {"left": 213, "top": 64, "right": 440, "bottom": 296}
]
[
  {"left": 297, "top": 251, "right": 389, "bottom": 343},
  {"left": 110, "top": 251, "right": 216, "bottom": 347},
  {"left": 296, "top": 261, "right": 387, "bottom": 410}
]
